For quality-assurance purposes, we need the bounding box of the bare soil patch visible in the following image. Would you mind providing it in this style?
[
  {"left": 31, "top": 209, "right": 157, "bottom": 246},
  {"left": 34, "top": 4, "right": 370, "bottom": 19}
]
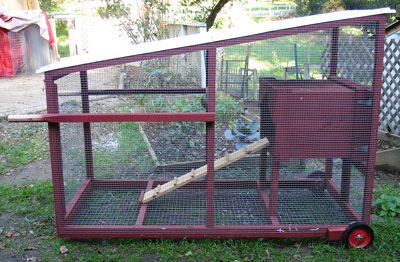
[
  {"left": 0, "top": 73, "right": 46, "bottom": 117},
  {"left": 0, "top": 159, "right": 51, "bottom": 184}
]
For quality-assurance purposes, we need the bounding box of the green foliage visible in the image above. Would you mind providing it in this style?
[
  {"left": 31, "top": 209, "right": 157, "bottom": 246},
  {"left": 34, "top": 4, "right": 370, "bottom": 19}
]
[
  {"left": 374, "top": 195, "right": 400, "bottom": 217},
  {"left": 97, "top": 0, "right": 129, "bottom": 19},
  {"left": 39, "top": 0, "right": 65, "bottom": 12},
  {"left": 55, "top": 20, "right": 69, "bottom": 57},
  {"left": 373, "top": 184, "right": 400, "bottom": 217},
  {"left": 177, "top": 0, "right": 235, "bottom": 30},
  {"left": 178, "top": 0, "right": 216, "bottom": 24},
  {"left": 162, "top": 96, "right": 205, "bottom": 153},
  {"left": 98, "top": 0, "right": 170, "bottom": 44},
  {"left": 216, "top": 93, "right": 242, "bottom": 123},
  {"left": 294, "top": 0, "right": 399, "bottom": 24}
]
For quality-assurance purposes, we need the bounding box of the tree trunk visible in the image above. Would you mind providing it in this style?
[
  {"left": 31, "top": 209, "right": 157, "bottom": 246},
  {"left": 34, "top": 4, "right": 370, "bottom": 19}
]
[{"left": 206, "top": 0, "right": 231, "bottom": 31}]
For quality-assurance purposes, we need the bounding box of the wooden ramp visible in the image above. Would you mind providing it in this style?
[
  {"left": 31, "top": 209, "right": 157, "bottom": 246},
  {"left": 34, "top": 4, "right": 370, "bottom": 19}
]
[{"left": 142, "top": 137, "right": 269, "bottom": 203}]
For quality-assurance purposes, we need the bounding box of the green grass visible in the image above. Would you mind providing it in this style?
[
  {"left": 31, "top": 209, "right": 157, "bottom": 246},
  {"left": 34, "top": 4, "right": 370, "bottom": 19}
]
[
  {"left": 0, "top": 181, "right": 54, "bottom": 221},
  {"left": 0, "top": 180, "right": 399, "bottom": 261},
  {"left": 56, "top": 20, "right": 69, "bottom": 58},
  {"left": 223, "top": 35, "right": 326, "bottom": 79},
  {"left": 0, "top": 122, "right": 48, "bottom": 174}
]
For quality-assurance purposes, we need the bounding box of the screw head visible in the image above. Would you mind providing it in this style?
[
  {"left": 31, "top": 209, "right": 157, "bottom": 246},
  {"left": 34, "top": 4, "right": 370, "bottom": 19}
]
[{"left": 355, "top": 234, "right": 365, "bottom": 240}]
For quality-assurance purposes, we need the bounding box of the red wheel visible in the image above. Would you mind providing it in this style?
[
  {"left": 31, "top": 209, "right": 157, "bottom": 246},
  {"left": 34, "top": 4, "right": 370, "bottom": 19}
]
[{"left": 343, "top": 222, "right": 374, "bottom": 248}]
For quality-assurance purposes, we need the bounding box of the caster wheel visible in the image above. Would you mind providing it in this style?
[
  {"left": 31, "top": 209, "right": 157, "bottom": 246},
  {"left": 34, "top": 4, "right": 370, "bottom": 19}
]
[
  {"left": 343, "top": 222, "right": 374, "bottom": 248},
  {"left": 307, "top": 170, "right": 326, "bottom": 193}
]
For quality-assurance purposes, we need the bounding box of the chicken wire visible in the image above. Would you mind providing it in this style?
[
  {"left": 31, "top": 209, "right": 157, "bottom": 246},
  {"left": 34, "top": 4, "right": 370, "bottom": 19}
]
[{"left": 40, "top": 14, "right": 386, "bottom": 238}]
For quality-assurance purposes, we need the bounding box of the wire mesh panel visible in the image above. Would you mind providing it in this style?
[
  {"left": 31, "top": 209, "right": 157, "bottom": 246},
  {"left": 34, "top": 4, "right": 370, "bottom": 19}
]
[{"left": 36, "top": 10, "right": 389, "bottom": 240}]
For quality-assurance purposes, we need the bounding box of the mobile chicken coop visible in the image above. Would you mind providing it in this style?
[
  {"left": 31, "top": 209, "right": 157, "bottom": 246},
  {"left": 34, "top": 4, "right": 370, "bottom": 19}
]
[{"left": 9, "top": 8, "right": 394, "bottom": 247}]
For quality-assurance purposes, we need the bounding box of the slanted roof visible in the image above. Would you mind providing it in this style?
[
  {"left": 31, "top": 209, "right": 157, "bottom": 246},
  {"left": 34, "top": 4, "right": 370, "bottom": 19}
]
[
  {"left": 37, "top": 8, "right": 395, "bottom": 74},
  {"left": 386, "top": 17, "right": 400, "bottom": 36}
]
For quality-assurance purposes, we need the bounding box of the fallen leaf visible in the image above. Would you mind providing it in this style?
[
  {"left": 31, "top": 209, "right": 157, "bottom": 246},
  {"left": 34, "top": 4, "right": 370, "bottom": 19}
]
[
  {"left": 25, "top": 247, "right": 38, "bottom": 251},
  {"left": 33, "top": 222, "right": 44, "bottom": 227},
  {"left": 6, "top": 232, "right": 12, "bottom": 238},
  {"left": 294, "top": 242, "right": 301, "bottom": 248},
  {"left": 12, "top": 233, "right": 21, "bottom": 237},
  {"left": 39, "top": 236, "right": 54, "bottom": 240},
  {"left": 60, "top": 245, "right": 68, "bottom": 254},
  {"left": 293, "top": 254, "right": 301, "bottom": 260}
]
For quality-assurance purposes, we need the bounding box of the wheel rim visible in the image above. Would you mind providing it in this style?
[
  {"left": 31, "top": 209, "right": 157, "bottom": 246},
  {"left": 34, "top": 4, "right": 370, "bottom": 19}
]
[{"left": 348, "top": 228, "right": 372, "bottom": 248}]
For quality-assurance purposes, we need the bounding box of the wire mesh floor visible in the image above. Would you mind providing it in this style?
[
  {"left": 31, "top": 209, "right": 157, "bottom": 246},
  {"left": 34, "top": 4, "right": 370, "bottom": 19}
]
[
  {"left": 72, "top": 188, "right": 142, "bottom": 225},
  {"left": 275, "top": 188, "right": 350, "bottom": 225},
  {"left": 214, "top": 189, "right": 270, "bottom": 225},
  {"left": 69, "top": 185, "right": 353, "bottom": 226},
  {"left": 145, "top": 188, "right": 207, "bottom": 225}
]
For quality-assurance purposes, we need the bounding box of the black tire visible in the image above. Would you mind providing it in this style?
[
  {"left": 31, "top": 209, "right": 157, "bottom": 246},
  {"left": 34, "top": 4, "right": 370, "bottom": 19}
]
[{"left": 343, "top": 222, "right": 374, "bottom": 248}]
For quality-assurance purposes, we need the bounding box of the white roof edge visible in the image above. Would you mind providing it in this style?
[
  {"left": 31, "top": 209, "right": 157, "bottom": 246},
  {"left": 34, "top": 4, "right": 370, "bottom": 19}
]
[{"left": 37, "top": 8, "right": 395, "bottom": 74}]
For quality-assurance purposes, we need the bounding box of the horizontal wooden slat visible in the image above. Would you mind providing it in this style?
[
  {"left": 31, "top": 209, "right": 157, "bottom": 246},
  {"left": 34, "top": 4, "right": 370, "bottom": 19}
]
[
  {"left": 7, "top": 113, "right": 215, "bottom": 123},
  {"left": 58, "top": 88, "right": 206, "bottom": 96}
]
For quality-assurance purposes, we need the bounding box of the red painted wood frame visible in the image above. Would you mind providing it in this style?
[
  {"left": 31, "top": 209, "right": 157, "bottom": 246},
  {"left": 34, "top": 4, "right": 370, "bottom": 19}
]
[{"left": 44, "top": 14, "right": 387, "bottom": 239}]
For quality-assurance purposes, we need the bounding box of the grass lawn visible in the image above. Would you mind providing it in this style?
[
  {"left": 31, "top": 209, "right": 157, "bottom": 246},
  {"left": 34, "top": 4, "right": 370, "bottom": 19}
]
[
  {"left": 0, "top": 122, "right": 48, "bottom": 175},
  {"left": 0, "top": 180, "right": 399, "bottom": 261},
  {"left": 223, "top": 34, "right": 326, "bottom": 80}
]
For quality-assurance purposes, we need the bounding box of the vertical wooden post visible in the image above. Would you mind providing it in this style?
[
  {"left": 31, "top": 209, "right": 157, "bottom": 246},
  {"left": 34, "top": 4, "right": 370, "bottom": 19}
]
[
  {"left": 341, "top": 158, "right": 351, "bottom": 202},
  {"left": 325, "top": 158, "right": 333, "bottom": 179},
  {"left": 259, "top": 78, "right": 268, "bottom": 189},
  {"left": 45, "top": 72, "right": 66, "bottom": 232},
  {"left": 329, "top": 27, "right": 339, "bottom": 77},
  {"left": 80, "top": 71, "right": 94, "bottom": 179},
  {"left": 206, "top": 48, "right": 216, "bottom": 228},
  {"left": 269, "top": 159, "right": 279, "bottom": 223},
  {"left": 363, "top": 16, "right": 387, "bottom": 223}
]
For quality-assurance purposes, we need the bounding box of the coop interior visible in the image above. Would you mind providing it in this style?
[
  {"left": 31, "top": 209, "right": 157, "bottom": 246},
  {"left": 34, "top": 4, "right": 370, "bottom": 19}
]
[{"left": 44, "top": 20, "right": 382, "bottom": 237}]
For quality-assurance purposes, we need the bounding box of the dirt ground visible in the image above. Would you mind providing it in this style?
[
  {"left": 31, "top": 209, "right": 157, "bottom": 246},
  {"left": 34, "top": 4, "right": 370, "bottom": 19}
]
[
  {"left": 0, "top": 159, "right": 51, "bottom": 184},
  {"left": 0, "top": 73, "right": 47, "bottom": 117}
]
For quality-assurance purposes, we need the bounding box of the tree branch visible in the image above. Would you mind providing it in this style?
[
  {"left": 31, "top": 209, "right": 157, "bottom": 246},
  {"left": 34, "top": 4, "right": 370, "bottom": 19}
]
[{"left": 205, "top": 0, "right": 231, "bottom": 31}]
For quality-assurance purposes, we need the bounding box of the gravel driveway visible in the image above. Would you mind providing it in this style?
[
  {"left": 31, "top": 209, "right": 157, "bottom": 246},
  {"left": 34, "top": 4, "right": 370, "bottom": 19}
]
[{"left": 0, "top": 73, "right": 46, "bottom": 117}]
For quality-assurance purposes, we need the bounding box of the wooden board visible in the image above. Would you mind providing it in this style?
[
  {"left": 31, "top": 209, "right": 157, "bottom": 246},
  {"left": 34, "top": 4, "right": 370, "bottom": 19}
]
[
  {"left": 142, "top": 137, "right": 269, "bottom": 203},
  {"left": 8, "top": 114, "right": 45, "bottom": 122}
]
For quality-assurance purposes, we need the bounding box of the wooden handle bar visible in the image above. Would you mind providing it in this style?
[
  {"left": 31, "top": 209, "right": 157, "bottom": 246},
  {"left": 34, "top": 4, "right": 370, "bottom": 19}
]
[{"left": 8, "top": 114, "right": 46, "bottom": 122}]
